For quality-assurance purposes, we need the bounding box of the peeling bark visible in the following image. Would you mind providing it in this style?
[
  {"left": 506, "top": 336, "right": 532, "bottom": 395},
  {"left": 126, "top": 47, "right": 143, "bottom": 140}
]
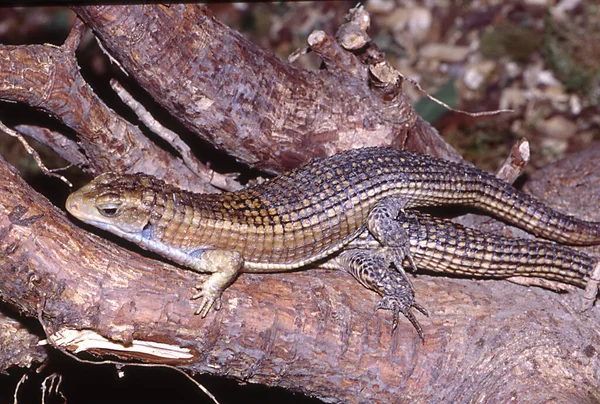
[
  {"left": 1, "top": 152, "right": 599, "bottom": 402},
  {"left": 71, "top": 4, "right": 460, "bottom": 173},
  {"left": 1, "top": 4, "right": 600, "bottom": 403}
]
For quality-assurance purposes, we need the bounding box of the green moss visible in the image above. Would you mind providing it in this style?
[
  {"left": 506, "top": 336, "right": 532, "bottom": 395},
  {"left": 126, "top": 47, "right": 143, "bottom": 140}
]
[
  {"left": 542, "top": 13, "right": 600, "bottom": 98},
  {"left": 480, "top": 23, "right": 543, "bottom": 63}
]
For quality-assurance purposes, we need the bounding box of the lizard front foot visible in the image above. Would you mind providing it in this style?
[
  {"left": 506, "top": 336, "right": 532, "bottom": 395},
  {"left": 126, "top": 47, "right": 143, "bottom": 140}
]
[
  {"left": 192, "top": 282, "right": 223, "bottom": 317},
  {"left": 188, "top": 250, "right": 243, "bottom": 317}
]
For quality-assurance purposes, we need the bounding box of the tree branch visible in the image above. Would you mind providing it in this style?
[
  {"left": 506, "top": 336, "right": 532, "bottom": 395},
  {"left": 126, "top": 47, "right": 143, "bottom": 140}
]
[
  {"left": 1, "top": 153, "right": 599, "bottom": 402},
  {"left": 1, "top": 5, "right": 600, "bottom": 402},
  {"left": 0, "top": 29, "right": 212, "bottom": 192},
  {"left": 71, "top": 4, "right": 461, "bottom": 172}
]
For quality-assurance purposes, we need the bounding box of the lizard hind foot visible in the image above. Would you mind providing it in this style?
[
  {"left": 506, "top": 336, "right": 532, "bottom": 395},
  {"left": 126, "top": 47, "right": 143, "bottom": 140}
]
[
  {"left": 375, "top": 295, "right": 429, "bottom": 341},
  {"left": 332, "top": 248, "right": 429, "bottom": 339}
]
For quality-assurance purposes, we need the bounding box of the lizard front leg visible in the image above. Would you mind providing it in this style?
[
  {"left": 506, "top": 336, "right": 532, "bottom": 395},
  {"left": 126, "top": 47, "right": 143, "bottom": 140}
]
[
  {"left": 188, "top": 249, "right": 244, "bottom": 317},
  {"left": 326, "top": 249, "right": 428, "bottom": 340}
]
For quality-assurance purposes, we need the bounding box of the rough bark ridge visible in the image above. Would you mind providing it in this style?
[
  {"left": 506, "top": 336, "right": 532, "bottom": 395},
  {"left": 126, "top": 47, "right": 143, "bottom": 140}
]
[
  {"left": 71, "top": 5, "right": 460, "bottom": 172},
  {"left": 0, "top": 4, "right": 599, "bottom": 403}
]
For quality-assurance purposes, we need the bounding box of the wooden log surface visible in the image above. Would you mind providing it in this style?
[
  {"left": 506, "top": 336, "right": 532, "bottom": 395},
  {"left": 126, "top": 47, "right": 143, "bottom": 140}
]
[
  {"left": 1, "top": 148, "right": 599, "bottom": 402},
  {"left": 1, "top": 4, "right": 600, "bottom": 403}
]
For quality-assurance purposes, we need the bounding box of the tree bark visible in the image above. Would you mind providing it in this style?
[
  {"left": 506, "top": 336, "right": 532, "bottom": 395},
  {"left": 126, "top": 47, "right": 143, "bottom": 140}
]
[
  {"left": 1, "top": 4, "right": 599, "bottom": 403},
  {"left": 1, "top": 151, "right": 599, "bottom": 402},
  {"left": 70, "top": 4, "right": 460, "bottom": 172}
]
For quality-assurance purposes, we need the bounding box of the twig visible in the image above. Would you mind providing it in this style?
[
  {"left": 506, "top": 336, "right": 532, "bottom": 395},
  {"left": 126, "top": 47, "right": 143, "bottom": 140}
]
[
  {"left": 41, "top": 374, "right": 65, "bottom": 404},
  {"left": 15, "top": 125, "right": 88, "bottom": 168},
  {"left": 13, "top": 373, "right": 28, "bottom": 404},
  {"left": 110, "top": 79, "right": 241, "bottom": 191},
  {"left": 399, "top": 72, "right": 514, "bottom": 118},
  {"left": 0, "top": 120, "right": 72, "bottom": 187},
  {"left": 288, "top": 46, "right": 309, "bottom": 63},
  {"left": 62, "top": 18, "right": 85, "bottom": 55},
  {"left": 495, "top": 138, "right": 530, "bottom": 184}
]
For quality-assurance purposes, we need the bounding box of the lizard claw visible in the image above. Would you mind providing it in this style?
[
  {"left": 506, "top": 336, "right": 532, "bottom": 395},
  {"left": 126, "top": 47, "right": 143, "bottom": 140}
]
[
  {"left": 192, "top": 284, "right": 223, "bottom": 317},
  {"left": 376, "top": 295, "right": 429, "bottom": 341}
]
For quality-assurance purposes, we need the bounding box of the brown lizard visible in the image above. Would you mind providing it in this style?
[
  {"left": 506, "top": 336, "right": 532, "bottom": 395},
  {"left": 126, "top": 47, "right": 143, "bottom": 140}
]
[{"left": 65, "top": 147, "right": 599, "bottom": 338}]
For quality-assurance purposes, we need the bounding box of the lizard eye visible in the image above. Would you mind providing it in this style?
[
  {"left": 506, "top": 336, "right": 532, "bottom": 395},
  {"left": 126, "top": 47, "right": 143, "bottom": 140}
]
[{"left": 97, "top": 203, "right": 121, "bottom": 217}]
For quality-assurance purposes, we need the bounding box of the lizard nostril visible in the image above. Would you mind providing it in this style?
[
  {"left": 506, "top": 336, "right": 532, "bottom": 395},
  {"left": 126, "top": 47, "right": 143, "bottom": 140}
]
[{"left": 65, "top": 193, "right": 81, "bottom": 214}]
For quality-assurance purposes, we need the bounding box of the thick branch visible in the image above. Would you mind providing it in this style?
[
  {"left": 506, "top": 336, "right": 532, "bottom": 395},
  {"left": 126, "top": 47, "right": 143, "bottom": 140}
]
[
  {"left": 72, "top": 4, "right": 461, "bottom": 172},
  {"left": 0, "top": 153, "right": 599, "bottom": 402},
  {"left": 2, "top": 5, "right": 600, "bottom": 402},
  {"left": 0, "top": 40, "right": 211, "bottom": 193}
]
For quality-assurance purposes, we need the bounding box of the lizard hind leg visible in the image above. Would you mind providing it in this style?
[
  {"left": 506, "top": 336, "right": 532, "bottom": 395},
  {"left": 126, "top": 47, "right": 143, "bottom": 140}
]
[
  {"left": 332, "top": 249, "right": 429, "bottom": 340},
  {"left": 367, "top": 197, "right": 420, "bottom": 288}
]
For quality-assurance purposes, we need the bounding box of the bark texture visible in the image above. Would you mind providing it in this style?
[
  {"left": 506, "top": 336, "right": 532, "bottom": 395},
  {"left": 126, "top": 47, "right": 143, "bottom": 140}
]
[
  {"left": 1, "top": 4, "right": 599, "bottom": 403},
  {"left": 71, "top": 5, "right": 460, "bottom": 173},
  {"left": 1, "top": 151, "right": 599, "bottom": 402}
]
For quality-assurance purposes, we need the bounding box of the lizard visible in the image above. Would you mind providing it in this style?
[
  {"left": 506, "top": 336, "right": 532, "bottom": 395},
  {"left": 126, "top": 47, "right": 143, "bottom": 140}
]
[{"left": 65, "top": 147, "right": 600, "bottom": 338}]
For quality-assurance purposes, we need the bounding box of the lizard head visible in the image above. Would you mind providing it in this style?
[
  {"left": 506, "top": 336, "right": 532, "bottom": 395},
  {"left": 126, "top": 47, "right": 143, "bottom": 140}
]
[{"left": 66, "top": 172, "right": 156, "bottom": 235}]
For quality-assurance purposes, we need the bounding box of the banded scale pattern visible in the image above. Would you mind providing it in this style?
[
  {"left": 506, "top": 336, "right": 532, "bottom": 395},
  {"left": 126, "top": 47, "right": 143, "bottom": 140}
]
[
  {"left": 99, "top": 149, "right": 414, "bottom": 269},
  {"left": 393, "top": 212, "right": 592, "bottom": 287},
  {"left": 66, "top": 147, "right": 600, "bottom": 274}
]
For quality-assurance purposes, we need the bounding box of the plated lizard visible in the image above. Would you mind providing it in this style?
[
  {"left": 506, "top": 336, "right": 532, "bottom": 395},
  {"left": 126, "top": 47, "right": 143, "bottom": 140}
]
[{"left": 65, "top": 147, "right": 599, "bottom": 338}]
